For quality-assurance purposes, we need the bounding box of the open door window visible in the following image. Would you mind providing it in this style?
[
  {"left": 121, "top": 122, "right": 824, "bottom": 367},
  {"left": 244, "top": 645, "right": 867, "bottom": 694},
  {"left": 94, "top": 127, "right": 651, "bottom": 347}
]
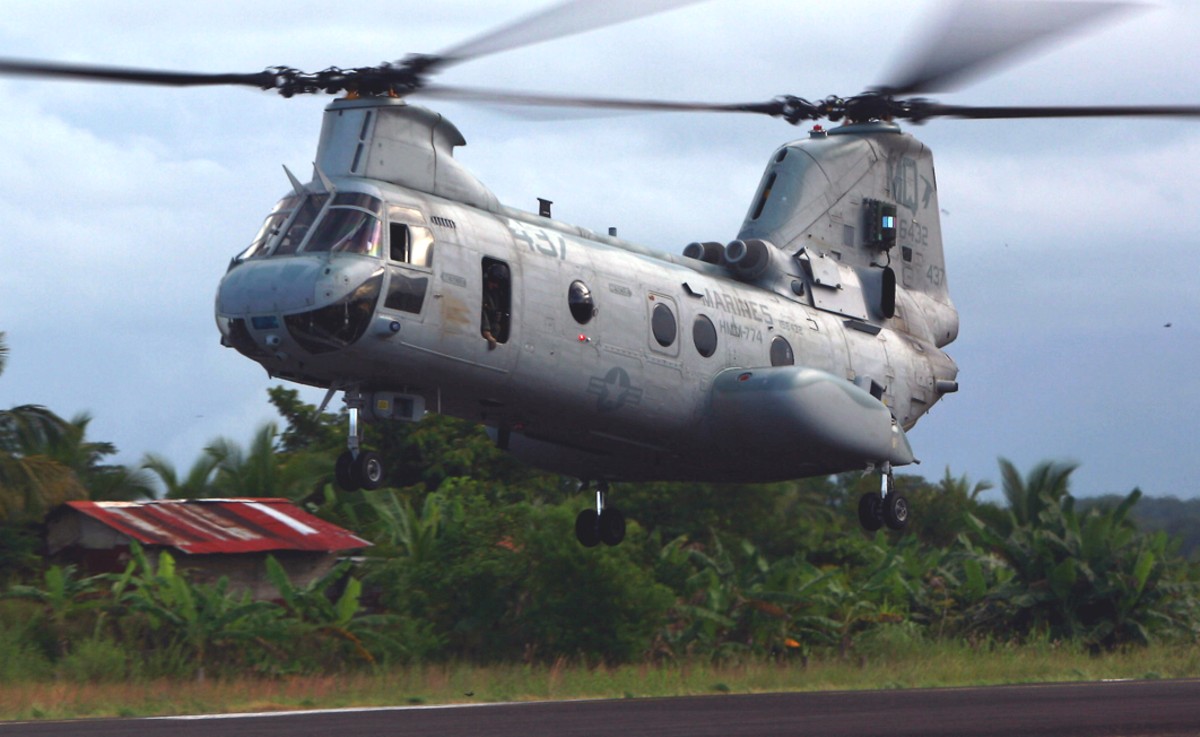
[
  {"left": 387, "top": 206, "right": 434, "bottom": 268},
  {"left": 481, "top": 257, "right": 511, "bottom": 346}
]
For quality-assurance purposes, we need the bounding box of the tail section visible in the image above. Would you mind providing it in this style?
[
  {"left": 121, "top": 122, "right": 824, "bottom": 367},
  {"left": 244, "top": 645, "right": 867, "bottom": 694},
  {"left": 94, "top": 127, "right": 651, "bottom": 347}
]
[{"left": 736, "top": 122, "right": 958, "bottom": 347}]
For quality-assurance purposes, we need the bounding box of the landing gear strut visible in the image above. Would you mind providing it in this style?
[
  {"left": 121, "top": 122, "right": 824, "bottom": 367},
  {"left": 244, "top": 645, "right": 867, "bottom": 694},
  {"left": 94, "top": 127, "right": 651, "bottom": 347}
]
[
  {"left": 575, "top": 482, "right": 625, "bottom": 547},
  {"left": 333, "top": 388, "right": 385, "bottom": 492},
  {"left": 858, "top": 464, "right": 908, "bottom": 532}
]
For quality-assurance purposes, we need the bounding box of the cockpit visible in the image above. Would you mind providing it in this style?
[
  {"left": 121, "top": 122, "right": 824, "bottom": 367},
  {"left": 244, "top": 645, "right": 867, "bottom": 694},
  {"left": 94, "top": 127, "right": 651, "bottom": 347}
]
[
  {"left": 218, "top": 189, "right": 437, "bottom": 363},
  {"left": 234, "top": 192, "right": 383, "bottom": 262}
]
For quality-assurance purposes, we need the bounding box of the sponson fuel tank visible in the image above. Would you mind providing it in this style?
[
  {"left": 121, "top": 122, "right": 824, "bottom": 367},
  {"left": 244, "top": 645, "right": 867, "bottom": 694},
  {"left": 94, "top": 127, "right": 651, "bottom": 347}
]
[{"left": 708, "top": 366, "right": 915, "bottom": 477}]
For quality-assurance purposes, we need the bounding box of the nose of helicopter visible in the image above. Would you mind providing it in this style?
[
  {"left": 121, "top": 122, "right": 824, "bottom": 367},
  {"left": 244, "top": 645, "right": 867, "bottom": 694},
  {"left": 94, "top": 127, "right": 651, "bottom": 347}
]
[{"left": 215, "top": 255, "right": 384, "bottom": 358}]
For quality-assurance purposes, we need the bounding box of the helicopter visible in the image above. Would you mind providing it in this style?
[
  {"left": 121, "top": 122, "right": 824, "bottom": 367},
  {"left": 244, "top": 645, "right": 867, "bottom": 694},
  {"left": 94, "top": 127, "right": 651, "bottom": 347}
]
[{"left": 3, "top": 1, "right": 1198, "bottom": 546}]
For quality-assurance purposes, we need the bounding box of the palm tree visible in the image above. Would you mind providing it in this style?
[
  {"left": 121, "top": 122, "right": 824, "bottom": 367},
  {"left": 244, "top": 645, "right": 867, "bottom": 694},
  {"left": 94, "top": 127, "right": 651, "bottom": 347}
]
[
  {"left": 998, "top": 457, "right": 1077, "bottom": 527},
  {"left": 43, "top": 413, "right": 157, "bottom": 501},
  {"left": 141, "top": 451, "right": 221, "bottom": 500},
  {"left": 0, "top": 332, "right": 88, "bottom": 520}
]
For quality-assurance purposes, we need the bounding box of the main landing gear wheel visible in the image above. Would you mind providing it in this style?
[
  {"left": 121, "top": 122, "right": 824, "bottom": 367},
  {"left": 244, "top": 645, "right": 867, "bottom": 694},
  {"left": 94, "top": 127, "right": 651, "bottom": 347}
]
[
  {"left": 859, "top": 465, "right": 909, "bottom": 532},
  {"left": 883, "top": 492, "right": 909, "bottom": 531},
  {"left": 858, "top": 493, "right": 883, "bottom": 532}
]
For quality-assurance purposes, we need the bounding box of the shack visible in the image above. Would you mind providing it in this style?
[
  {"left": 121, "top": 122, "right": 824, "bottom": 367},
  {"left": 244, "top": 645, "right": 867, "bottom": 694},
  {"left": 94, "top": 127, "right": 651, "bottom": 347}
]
[{"left": 46, "top": 498, "right": 371, "bottom": 600}]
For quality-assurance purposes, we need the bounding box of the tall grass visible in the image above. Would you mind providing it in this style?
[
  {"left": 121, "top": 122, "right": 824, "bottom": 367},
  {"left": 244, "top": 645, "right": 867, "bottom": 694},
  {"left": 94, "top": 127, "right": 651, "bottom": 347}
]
[{"left": 3, "top": 632, "right": 1200, "bottom": 721}]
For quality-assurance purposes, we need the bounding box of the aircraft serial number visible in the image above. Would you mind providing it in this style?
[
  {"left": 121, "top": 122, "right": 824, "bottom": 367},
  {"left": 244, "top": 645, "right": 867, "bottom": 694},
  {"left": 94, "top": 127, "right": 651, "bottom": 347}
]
[
  {"left": 719, "top": 320, "right": 764, "bottom": 343},
  {"left": 899, "top": 219, "right": 928, "bottom": 247},
  {"left": 507, "top": 220, "right": 568, "bottom": 260}
]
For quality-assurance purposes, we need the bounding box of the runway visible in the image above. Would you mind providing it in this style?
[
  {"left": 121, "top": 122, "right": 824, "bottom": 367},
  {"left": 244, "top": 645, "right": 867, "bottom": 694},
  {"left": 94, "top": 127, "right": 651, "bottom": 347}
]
[{"left": 3, "top": 678, "right": 1199, "bottom": 736}]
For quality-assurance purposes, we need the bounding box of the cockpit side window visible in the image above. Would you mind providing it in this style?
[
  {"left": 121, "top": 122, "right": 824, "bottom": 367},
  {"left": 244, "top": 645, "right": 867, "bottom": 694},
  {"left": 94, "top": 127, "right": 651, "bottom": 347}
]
[
  {"left": 389, "top": 224, "right": 435, "bottom": 267},
  {"left": 387, "top": 206, "right": 435, "bottom": 268},
  {"left": 273, "top": 193, "right": 329, "bottom": 256}
]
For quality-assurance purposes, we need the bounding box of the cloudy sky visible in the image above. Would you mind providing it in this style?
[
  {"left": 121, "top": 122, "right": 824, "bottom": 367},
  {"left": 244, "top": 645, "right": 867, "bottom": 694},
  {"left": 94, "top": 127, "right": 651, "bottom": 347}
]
[{"left": 1, "top": 0, "right": 1198, "bottom": 501}]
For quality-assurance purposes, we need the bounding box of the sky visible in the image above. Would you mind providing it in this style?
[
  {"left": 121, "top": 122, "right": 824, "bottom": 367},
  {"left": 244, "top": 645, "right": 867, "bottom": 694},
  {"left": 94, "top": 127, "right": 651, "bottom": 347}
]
[{"left": 1, "top": 0, "right": 1198, "bottom": 502}]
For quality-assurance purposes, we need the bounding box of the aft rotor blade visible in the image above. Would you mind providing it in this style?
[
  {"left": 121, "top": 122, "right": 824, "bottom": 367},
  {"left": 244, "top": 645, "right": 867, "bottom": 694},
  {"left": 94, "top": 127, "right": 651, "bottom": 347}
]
[
  {"left": 426, "top": 0, "right": 709, "bottom": 72},
  {"left": 914, "top": 102, "right": 1200, "bottom": 121},
  {"left": 879, "top": 0, "right": 1137, "bottom": 96},
  {"left": 0, "top": 58, "right": 276, "bottom": 89}
]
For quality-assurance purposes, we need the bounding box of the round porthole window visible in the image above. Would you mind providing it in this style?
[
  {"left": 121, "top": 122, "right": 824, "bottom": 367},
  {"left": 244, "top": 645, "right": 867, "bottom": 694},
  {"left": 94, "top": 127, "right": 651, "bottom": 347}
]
[
  {"left": 651, "top": 303, "right": 677, "bottom": 347},
  {"left": 770, "top": 336, "right": 795, "bottom": 366},
  {"left": 693, "top": 315, "right": 717, "bottom": 357},
  {"left": 568, "top": 281, "right": 594, "bottom": 324}
]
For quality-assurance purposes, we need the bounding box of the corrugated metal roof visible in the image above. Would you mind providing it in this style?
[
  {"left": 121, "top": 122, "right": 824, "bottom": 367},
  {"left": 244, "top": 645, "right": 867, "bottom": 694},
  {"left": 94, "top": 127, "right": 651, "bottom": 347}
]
[{"left": 62, "top": 499, "right": 371, "bottom": 554}]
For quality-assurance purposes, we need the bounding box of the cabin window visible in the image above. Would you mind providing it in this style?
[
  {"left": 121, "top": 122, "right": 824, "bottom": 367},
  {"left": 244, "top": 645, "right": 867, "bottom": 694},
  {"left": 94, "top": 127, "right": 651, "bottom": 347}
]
[
  {"left": 651, "top": 303, "right": 677, "bottom": 347},
  {"left": 389, "top": 223, "right": 434, "bottom": 267},
  {"left": 568, "top": 281, "right": 595, "bottom": 324},
  {"left": 481, "top": 258, "right": 511, "bottom": 345},
  {"left": 693, "top": 315, "right": 717, "bottom": 357},
  {"left": 770, "top": 336, "right": 795, "bottom": 366}
]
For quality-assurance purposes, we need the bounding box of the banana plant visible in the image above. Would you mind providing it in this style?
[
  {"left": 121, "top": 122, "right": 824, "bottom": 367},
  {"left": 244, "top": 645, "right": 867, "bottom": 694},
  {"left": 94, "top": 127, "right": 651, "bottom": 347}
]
[
  {"left": 264, "top": 555, "right": 404, "bottom": 665},
  {"left": 966, "top": 460, "right": 1199, "bottom": 648},
  {"left": 121, "top": 541, "right": 282, "bottom": 680},
  {"left": 4, "top": 564, "right": 107, "bottom": 656}
]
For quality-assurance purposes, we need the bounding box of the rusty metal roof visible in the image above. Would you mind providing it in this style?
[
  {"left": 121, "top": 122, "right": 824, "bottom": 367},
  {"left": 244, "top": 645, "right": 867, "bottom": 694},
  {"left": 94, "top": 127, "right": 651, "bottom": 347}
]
[{"left": 61, "top": 498, "right": 371, "bottom": 554}]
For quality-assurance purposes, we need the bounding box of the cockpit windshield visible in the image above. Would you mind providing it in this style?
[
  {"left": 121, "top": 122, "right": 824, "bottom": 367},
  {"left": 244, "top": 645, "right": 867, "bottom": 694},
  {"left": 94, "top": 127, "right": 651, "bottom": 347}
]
[
  {"left": 234, "top": 194, "right": 301, "bottom": 263},
  {"left": 303, "top": 207, "right": 383, "bottom": 256},
  {"left": 273, "top": 194, "right": 330, "bottom": 256},
  {"left": 233, "top": 192, "right": 386, "bottom": 263}
]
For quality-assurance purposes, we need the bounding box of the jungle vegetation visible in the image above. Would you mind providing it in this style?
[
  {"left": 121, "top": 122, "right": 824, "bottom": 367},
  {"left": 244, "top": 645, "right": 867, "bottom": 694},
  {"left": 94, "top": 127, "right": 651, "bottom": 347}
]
[{"left": 1, "top": 331, "right": 1199, "bottom": 682}]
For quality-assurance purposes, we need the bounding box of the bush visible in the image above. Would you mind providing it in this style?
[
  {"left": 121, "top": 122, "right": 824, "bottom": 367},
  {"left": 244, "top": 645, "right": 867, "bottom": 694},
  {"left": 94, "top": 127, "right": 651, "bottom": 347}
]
[
  {"left": 0, "top": 622, "right": 52, "bottom": 682},
  {"left": 57, "top": 637, "right": 129, "bottom": 682}
]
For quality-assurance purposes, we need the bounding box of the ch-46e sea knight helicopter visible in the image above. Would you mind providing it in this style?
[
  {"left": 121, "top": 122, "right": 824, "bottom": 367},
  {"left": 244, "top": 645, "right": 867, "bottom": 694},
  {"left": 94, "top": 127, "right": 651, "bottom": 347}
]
[{"left": 5, "top": 0, "right": 1199, "bottom": 546}]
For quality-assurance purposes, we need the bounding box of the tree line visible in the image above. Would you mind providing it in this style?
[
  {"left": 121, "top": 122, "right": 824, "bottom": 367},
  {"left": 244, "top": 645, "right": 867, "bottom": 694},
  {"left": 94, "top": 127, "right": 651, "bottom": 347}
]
[{"left": 1, "top": 331, "right": 1199, "bottom": 680}]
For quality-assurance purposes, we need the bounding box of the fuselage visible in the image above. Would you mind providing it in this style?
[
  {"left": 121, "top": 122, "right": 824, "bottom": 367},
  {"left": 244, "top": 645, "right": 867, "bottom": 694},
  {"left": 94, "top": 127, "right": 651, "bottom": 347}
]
[{"left": 215, "top": 98, "right": 959, "bottom": 483}]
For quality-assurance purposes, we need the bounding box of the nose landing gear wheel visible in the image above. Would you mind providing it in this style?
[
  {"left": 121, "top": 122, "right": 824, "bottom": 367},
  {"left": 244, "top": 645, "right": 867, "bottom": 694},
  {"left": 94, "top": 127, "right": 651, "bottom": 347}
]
[
  {"left": 335, "top": 450, "right": 360, "bottom": 492},
  {"left": 598, "top": 507, "right": 626, "bottom": 546},
  {"left": 335, "top": 450, "right": 386, "bottom": 491},
  {"left": 575, "top": 509, "right": 601, "bottom": 547},
  {"left": 355, "top": 450, "right": 386, "bottom": 490}
]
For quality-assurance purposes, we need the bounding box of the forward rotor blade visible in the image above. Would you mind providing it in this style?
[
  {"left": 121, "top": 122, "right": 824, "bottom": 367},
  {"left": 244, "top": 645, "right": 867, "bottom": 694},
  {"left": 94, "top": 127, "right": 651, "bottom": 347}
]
[
  {"left": 426, "top": 0, "right": 709, "bottom": 72},
  {"left": 914, "top": 102, "right": 1200, "bottom": 121},
  {"left": 417, "top": 84, "right": 784, "bottom": 116},
  {"left": 0, "top": 58, "right": 276, "bottom": 89},
  {"left": 880, "top": 0, "right": 1137, "bottom": 96}
]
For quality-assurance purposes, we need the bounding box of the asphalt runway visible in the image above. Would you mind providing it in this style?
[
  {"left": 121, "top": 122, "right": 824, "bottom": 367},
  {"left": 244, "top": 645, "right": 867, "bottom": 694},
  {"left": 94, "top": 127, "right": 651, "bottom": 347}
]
[{"left": 3, "top": 679, "right": 1200, "bottom": 737}]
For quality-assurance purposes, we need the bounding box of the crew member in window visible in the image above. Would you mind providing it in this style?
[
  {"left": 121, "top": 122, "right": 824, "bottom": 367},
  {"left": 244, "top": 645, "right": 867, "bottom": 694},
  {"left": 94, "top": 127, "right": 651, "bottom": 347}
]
[{"left": 481, "top": 263, "right": 508, "bottom": 349}]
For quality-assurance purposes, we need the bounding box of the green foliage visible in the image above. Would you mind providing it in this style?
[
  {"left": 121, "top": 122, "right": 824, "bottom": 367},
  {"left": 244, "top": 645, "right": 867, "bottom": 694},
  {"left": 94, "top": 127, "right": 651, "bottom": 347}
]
[
  {"left": 965, "top": 461, "right": 1199, "bottom": 649},
  {"left": 3, "top": 373, "right": 1199, "bottom": 677},
  {"left": 121, "top": 543, "right": 285, "bottom": 679},
  {"left": 264, "top": 555, "right": 413, "bottom": 668}
]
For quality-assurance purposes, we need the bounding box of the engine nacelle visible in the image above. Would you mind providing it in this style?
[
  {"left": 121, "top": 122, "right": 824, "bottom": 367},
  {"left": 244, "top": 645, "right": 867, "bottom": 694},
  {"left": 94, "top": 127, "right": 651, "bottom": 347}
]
[{"left": 721, "top": 238, "right": 802, "bottom": 287}]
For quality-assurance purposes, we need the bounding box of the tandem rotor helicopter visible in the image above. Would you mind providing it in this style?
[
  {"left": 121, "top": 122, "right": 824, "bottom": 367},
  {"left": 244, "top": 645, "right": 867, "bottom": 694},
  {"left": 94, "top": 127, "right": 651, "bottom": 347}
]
[{"left": 4, "top": 0, "right": 1198, "bottom": 547}]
